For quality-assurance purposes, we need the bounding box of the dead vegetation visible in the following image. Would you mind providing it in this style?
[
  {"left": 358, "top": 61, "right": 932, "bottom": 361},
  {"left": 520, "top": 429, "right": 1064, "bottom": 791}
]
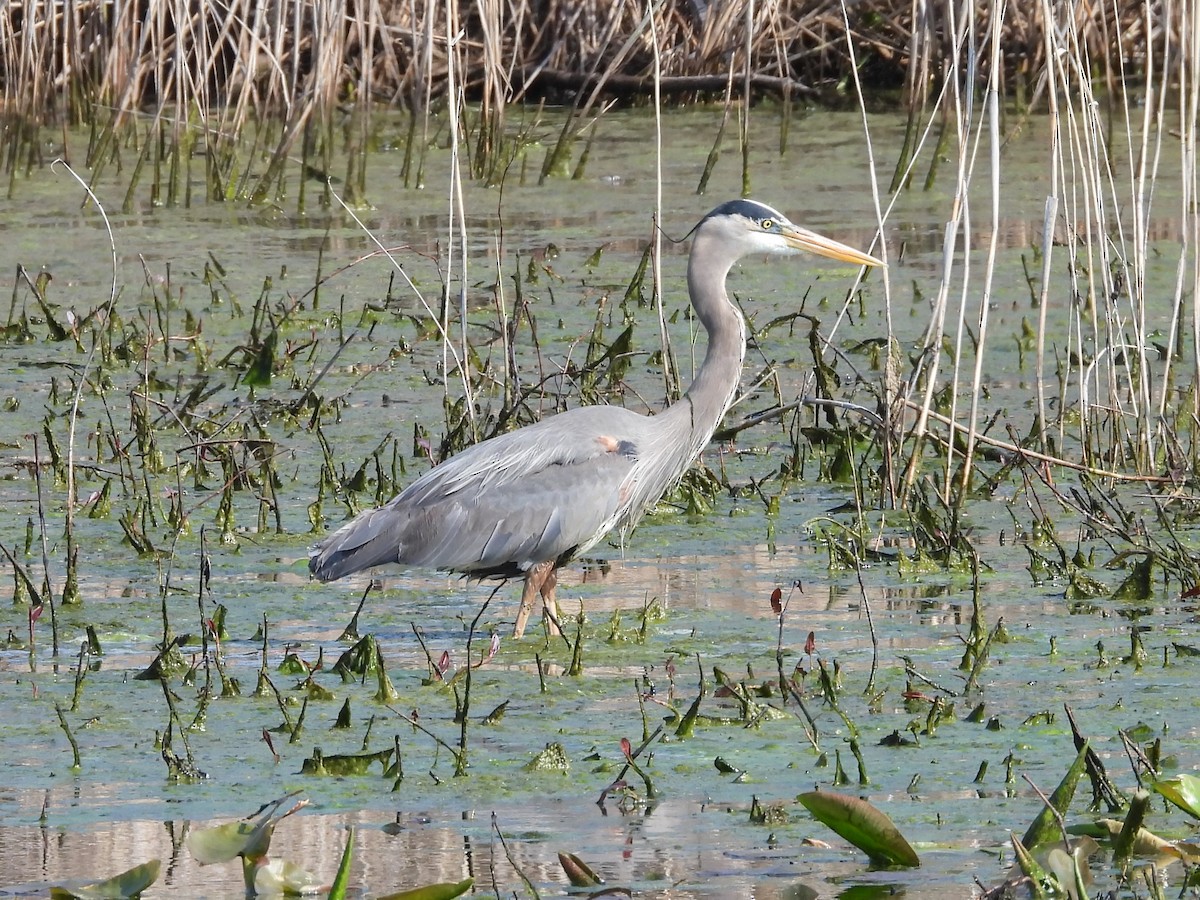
[{"left": 0, "top": 1, "right": 1173, "bottom": 128}]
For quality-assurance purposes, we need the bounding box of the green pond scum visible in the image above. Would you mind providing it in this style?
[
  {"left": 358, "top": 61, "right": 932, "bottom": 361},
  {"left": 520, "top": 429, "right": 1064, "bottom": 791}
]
[{"left": 1, "top": 99, "right": 1200, "bottom": 898}]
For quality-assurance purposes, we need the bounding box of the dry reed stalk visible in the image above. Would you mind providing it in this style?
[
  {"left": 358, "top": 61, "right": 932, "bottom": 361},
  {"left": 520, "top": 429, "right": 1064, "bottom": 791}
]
[
  {"left": 1163, "top": 0, "right": 1200, "bottom": 436},
  {"left": 955, "top": 2, "right": 1006, "bottom": 503},
  {"left": 1040, "top": 3, "right": 1141, "bottom": 472},
  {"left": 897, "top": 0, "right": 974, "bottom": 503},
  {"left": 876, "top": 0, "right": 1197, "bottom": 488},
  {"left": 839, "top": 0, "right": 896, "bottom": 506},
  {"left": 441, "top": 0, "right": 478, "bottom": 434},
  {"left": 1, "top": 2, "right": 1182, "bottom": 124},
  {"left": 647, "top": 2, "right": 677, "bottom": 402}
]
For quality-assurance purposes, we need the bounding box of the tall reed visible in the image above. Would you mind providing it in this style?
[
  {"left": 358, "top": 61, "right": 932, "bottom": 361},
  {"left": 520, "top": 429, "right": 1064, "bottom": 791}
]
[{"left": 861, "top": 0, "right": 1198, "bottom": 509}]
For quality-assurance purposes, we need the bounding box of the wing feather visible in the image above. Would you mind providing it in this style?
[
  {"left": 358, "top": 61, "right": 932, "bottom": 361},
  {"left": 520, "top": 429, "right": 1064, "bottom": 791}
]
[{"left": 309, "top": 406, "right": 649, "bottom": 582}]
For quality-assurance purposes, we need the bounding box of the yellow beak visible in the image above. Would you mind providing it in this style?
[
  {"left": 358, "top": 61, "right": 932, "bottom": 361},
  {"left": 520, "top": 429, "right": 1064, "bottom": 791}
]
[{"left": 781, "top": 223, "right": 885, "bottom": 268}]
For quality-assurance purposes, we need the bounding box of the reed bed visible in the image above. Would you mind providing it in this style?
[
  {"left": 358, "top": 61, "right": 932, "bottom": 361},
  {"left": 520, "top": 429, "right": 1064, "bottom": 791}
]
[
  {"left": 843, "top": 0, "right": 1200, "bottom": 554},
  {"left": 0, "top": 1, "right": 1171, "bottom": 129}
]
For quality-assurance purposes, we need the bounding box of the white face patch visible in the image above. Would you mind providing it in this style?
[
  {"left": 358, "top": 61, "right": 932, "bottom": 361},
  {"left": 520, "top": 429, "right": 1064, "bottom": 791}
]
[{"left": 743, "top": 224, "right": 799, "bottom": 256}]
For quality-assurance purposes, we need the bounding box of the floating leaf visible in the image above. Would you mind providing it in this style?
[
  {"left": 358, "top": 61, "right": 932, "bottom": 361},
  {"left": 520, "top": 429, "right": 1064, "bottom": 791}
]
[
  {"left": 1173, "top": 840, "right": 1200, "bottom": 863},
  {"left": 481, "top": 699, "right": 509, "bottom": 725},
  {"left": 558, "top": 851, "right": 603, "bottom": 887},
  {"left": 524, "top": 741, "right": 570, "bottom": 773},
  {"left": 797, "top": 790, "right": 919, "bottom": 868},
  {"left": 1111, "top": 555, "right": 1153, "bottom": 601},
  {"left": 187, "top": 794, "right": 306, "bottom": 865},
  {"left": 301, "top": 746, "right": 393, "bottom": 776},
  {"left": 377, "top": 877, "right": 474, "bottom": 900},
  {"left": 1044, "top": 839, "right": 1097, "bottom": 900},
  {"left": 713, "top": 756, "right": 740, "bottom": 774},
  {"left": 1080, "top": 819, "right": 1175, "bottom": 857},
  {"left": 187, "top": 819, "right": 276, "bottom": 865},
  {"left": 243, "top": 328, "right": 278, "bottom": 387},
  {"left": 50, "top": 859, "right": 161, "bottom": 899},
  {"left": 1152, "top": 773, "right": 1200, "bottom": 820}
]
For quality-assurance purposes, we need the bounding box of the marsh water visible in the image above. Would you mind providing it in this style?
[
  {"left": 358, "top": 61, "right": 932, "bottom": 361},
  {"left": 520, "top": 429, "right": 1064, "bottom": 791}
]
[{"left": 0, "top": 107, "right": 1197, "bottom": 898}]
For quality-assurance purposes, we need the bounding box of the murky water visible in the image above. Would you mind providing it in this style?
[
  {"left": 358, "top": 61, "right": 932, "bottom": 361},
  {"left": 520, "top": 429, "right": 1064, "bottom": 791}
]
[{"left": 0, "top": 107, "right": 1197, "bottom": 898}]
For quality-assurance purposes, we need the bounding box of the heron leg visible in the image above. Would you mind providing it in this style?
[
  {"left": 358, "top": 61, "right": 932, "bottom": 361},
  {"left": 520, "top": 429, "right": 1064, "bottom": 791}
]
[
  {"left": 514, "top": 561, "right": 553, "bottom": 639},
  {"left": 539, "top": 567, "right": 563, "bottom": 637}
]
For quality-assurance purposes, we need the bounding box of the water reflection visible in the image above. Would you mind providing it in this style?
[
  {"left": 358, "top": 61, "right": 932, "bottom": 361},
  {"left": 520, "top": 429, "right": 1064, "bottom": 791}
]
[{"left": 0, "top": 797, "right": 968, "bottom": 898}]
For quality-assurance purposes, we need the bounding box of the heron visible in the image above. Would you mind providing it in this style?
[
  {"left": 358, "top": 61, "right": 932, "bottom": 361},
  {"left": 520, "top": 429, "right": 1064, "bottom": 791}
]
[{"left": 309, "top": 198, "right": 883, "bottom": 638}]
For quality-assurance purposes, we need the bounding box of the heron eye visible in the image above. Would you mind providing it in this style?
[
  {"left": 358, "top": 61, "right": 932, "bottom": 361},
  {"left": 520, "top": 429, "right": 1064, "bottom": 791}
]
[{"left": 760, "top": 218, "right": 775, "bottom": 231}]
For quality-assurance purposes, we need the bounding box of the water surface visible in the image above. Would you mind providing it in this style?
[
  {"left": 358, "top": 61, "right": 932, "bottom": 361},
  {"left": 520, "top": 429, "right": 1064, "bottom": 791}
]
[{"left": 0, "top": 106, "right": 1196, "bottom": 898}]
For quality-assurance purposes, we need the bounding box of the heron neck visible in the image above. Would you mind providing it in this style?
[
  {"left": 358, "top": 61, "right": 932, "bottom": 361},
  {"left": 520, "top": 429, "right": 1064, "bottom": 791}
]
[{"left": 661, "top": 246, "right": 746, "bottom": 446}]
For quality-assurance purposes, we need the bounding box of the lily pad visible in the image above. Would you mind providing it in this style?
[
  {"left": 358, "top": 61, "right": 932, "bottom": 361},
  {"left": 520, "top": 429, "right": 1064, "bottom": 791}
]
[
  {"left": 1152, "top": 773, "right": 1200, "bottom": 820},
  {"left": 797, "top": 790, "right": 919, "bottom": 868},
  {"left": 49, "top": 860, "right": 161, "bottom": 899},
  {"left": 558, "top": 851, "right": 604, "bottom": 887},
  {"left": 377, "top": 877, "right": 474, "bottom": 899},
  {"left": 186, "top": 794, "right": 306, "bottom": 866},
  {"left": 187, "top": 819, "right": 276, "bottom": 866}
]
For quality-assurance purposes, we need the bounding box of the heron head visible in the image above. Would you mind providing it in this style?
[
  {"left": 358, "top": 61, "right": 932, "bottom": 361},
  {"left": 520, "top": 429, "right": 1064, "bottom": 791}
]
[{"left": 700, "top": 198, "right": 884, "bottom": 268}]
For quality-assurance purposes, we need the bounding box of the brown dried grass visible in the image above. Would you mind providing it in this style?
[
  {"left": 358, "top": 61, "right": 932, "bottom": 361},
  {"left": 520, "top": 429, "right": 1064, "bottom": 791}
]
[{"left": 0, "top": 0, "right": 1169, "bottom": 130}]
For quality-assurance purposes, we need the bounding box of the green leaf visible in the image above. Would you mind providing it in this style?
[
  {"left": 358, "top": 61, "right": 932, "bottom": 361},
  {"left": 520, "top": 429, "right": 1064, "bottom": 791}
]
[
  {"left": 186, "top": 794, "right": 305, "bottom": 865},
  {"left": 797, "top": 790, "right": 919, "bottom": 868},
  {"left": 1008, "top": 834, "right": 1052, "bottom": 898},
  {"left": 376, "top": 877, "right": 474, "bottom": 900},
  {"left": 1152, "top": 773, "right": 1200, "bottom": 819},
  {"left": 558, "top": 851, "right": 603, "bottom": 887},
  {"left": 328, "top": 827, "right": 355, "bottom": 899},
  {"left": 50, "top": 859, "right": 161, "bottom": 899},
  {"left": 1044, "top": 839, "right": 1096, "bottom": 900},
  {"left": 301, "top": 746, "right": 394, "bottom": 776},
  {"left": 1111, "top": 555, "right": 1153, "bottom": 601},
  {"left": 523, "top": 741, "right": 570, "bottom": 773},
  {"left": 187, "top": 819, "right": 275, "bottom": 865},
  {"left": 1021, "top": 740, "right": 1088, "bottom": 849},
  {"left": 243, "top": 329, "right": 278, "bottom": 387}
]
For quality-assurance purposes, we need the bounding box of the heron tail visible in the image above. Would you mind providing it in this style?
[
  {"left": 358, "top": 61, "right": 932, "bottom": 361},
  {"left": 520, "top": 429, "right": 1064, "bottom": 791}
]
[{"left": 308, "top": 508, "right": 402, "bottom": 581}]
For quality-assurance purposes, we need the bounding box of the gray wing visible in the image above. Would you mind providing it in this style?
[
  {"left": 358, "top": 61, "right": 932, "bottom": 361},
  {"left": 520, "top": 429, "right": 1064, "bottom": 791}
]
[{"left": 308, "top": 406, "right": 648, "bottom": 582}]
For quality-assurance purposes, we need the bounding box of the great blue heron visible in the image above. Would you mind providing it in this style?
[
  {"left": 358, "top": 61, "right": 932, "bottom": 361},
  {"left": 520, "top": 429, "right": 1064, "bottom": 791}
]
[{"left": 309, "top": 198, "right": 883, "bottom": 637}]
